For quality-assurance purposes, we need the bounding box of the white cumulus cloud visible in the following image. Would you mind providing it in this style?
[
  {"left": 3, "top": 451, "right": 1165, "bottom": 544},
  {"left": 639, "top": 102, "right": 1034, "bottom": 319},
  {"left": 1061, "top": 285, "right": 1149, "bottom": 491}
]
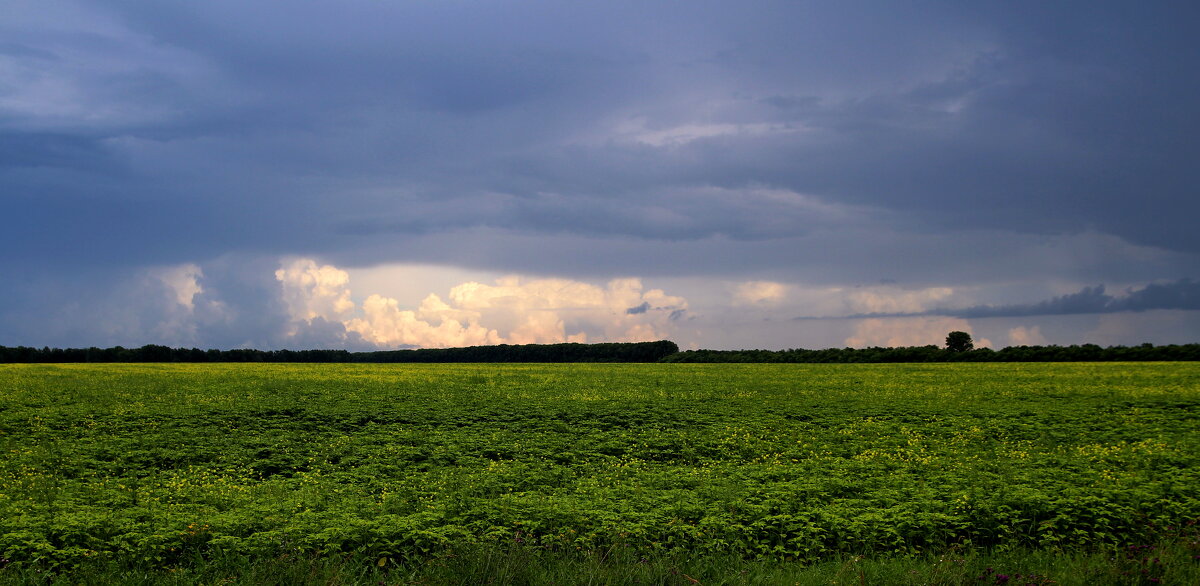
[
  {"left": 275, "top": 258, "right": 356, "bottom": 322},
  {"left": 275, "top": 258, "right": 689, "bottom": 348},
  {"left": 155, "top": 263, "right": 204, "bottom": 310},
  {"left": 346, "top": 294, "right": 501, "bottom": 348}
]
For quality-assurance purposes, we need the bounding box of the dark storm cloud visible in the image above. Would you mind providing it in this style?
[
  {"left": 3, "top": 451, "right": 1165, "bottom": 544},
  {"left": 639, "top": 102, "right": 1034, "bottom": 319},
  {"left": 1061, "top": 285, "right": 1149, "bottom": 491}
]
[
  {"left": 0, "top": 255, "right": 368, "bottom": 350},
  {"left": 958, "top": 286, "right": 1112, "bottom": 318},
  {"left": 955, "top": 279, "right": 1200, "bottom": 318},
  {"left": 1, "top": 131, "right": 111, "bottom": 170},
  {"left": 794, "top": 279, "right": 1200, "bottom": 321},
  {"left": 4, "top": 0, "right": 1198, "bottom": 272},
  {"left": 2, "top": 0, "right": 1199, "bottom": 349}
]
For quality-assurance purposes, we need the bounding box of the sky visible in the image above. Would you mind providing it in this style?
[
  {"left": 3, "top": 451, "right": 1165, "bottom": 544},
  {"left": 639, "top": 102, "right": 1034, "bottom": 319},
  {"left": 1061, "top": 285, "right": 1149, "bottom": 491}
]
[{"left": 2, "top": 0, "right": 1198, "bottom": 351}]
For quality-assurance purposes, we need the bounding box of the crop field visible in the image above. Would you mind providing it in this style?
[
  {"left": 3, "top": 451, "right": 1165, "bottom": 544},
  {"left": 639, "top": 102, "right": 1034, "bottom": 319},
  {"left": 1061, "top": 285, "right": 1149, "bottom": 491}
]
[{"left": 1, "top": 362, "right": 1199, "bottom": 582}]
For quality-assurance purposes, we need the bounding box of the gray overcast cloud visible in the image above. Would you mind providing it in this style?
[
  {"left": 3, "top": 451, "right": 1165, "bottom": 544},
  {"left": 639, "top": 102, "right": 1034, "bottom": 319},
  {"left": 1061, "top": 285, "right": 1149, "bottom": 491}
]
[{"left": 2, "top": 0, "right": 1197, "bottom": 350}]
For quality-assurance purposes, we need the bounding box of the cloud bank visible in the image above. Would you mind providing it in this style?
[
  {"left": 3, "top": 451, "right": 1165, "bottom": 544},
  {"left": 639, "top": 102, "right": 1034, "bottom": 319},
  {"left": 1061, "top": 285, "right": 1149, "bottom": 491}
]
[
  {"left": 952, "top": 280, "right": 1200, "bottom": 318},
  {"left": 5, "top": 1, "right": 1199, "bottom": 276},
  {"left": 273, "top": 258, "right": 688, "bottom": 349},
  {"left": 793, "top": 279, "right": 1200, "bottom": 321},
  {"left": 1, "top": 256, "right": 1196, "bottom": 351}
]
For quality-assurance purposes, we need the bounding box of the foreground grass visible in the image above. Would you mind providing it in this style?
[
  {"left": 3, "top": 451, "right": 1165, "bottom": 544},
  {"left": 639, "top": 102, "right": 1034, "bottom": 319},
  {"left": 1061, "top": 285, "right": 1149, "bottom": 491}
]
[
  {"left": 1, "top": 362, "right": 1198, "bottom": 577},
  {"left": 3, "top": 538, "right": 1199, "bottom": 585}
]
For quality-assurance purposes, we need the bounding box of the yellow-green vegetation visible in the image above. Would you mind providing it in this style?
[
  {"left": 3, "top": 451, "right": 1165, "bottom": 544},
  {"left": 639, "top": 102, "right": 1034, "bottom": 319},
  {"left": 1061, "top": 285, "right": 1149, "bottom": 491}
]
[{"left": 1, "top": 363, "right": 1198, "bottom": 582}]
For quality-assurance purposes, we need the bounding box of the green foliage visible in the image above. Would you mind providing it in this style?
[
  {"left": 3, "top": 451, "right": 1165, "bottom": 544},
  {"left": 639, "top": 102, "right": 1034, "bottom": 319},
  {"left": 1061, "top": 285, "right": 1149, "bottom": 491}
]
[
  {"left": 0, "top": 341, "right": 680, "bottom": 364},
  {"left": 354, "top": 340, "right": 680, "bottom": 363},
  {"left": 661, "top": 343, "right": 1200, "bottom": 362},
  {"left": 0, "top": 362, "right": 1198, "bottom": 576},
  {"left": 6, "top": 340, "right": 1200, "bottom": 365},
  {"left": 2, "top": 538, "right": 1199, "bottom": 585},
  {"left": 945, "top": 331, "right": 974, "bottom": 352}
]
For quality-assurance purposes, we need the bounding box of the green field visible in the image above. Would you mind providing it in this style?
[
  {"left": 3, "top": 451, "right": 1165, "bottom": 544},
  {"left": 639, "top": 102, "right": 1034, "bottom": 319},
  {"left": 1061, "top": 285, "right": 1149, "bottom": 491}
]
[{"left": 2, "top": 362, "right": 1198, "bottom": 583}]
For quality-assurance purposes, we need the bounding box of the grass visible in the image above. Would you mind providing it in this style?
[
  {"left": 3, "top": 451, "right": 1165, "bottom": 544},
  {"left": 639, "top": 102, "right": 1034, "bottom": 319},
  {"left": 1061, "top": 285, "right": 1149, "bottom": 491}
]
[
  {"left": 1, "top": 362, "right": 1198, "bottom": 583},
  {"left": 3, "top": 539, "right": 1198, "bottom": 584}
]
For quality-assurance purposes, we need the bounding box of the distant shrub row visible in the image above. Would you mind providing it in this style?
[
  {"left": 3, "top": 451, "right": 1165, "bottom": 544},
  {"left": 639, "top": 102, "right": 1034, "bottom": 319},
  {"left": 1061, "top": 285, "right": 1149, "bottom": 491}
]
[
  {"left": 0, "top": 340, "right": 681, "bottom": 364},
  {"left": 0, "top": 345, "right": 354, "bottom": 363},
  {"left": 1, "top": 340, "right": 1197, "bottom": 363},
  {"left": 353, "top": 340, "right": 681, "bottom": 363},
  {"left": 660, "top": 343, "right": 1200, "bottom": 363}
]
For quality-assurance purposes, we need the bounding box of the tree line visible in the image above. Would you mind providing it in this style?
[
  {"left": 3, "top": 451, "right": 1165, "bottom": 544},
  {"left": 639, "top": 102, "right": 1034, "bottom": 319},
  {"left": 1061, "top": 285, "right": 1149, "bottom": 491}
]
[
  {"left": 1, "top": 340, "right": 1197, "bottom": 364},
  {"left": 0, "top": 341, "right": 680, "bottom": 364},
  {"left": 0, "top": 345, "right": 354, "bottom": 363},
  {"left": 660, "top": 343, "right": 1200, "bottom": 363},
  {"left": 353, "top": 340, "right": 680, "bottom": 363}
]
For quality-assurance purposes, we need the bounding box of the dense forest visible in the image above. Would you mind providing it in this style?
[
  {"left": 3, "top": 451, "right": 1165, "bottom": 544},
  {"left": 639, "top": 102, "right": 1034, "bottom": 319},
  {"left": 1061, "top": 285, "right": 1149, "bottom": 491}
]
[{"left": 1, "top": 340, "right": 1198, "bottom": 363}]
